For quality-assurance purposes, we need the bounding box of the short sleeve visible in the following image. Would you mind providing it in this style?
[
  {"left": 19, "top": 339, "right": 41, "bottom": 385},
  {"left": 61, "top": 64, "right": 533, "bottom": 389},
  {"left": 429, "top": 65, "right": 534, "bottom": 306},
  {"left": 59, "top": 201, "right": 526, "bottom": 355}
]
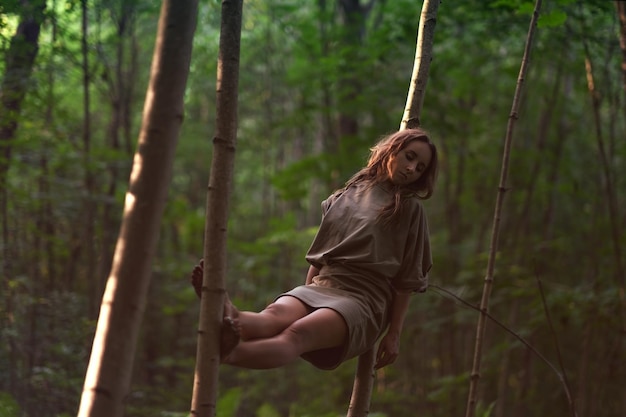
[{"left": 390, "top": 202, "right": 432, "bottom": 293}]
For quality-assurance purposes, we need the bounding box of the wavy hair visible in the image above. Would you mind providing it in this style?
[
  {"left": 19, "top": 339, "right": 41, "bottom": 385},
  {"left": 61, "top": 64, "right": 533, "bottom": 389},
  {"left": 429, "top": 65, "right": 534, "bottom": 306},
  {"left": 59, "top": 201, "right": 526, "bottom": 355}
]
[{"left": 343, "top": 128, "right": 439, "bottom": 221}]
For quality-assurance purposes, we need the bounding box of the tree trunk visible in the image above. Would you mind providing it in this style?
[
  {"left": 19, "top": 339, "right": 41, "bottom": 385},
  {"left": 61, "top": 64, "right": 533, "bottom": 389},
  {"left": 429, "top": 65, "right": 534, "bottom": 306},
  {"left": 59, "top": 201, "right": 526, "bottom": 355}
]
[
  {"left": 0, "top": 0, "right": 47, "bottom": 261},
  {"left": 582, "top": 44, "right": 625, "bottom": 305},
  {"left": 347, "top": 348, "right": 376, "bottom": 417},
  {"left": 581, "top": 39, "right": 626, "bottom": 416},
  {"left": 400, "top": 0, "right": 441, "bottom": 130},
  {"left": 616, "top": 1, "right": 626, "bottom": 98},
  {"left": 465, "top": 1, "right": 542, "bottom": 416},
  {"left": 337, "top": 0, "right": 367, "bottom": 136},
  {"left": 508, "top": 62, "right": 562, "bottom": 249},
  {"left": 94, "top": 1, "right": 140, "bottom": 318},
  {"left": 0, "top": 0, "right": 46, "bottom": 189},
  {"left": 336, "top": 0, "right": 370, "bottom": 180},
  {"left": 80, "top": 0, "right": 98, "bottom": 321},
  {"left": 190, "top": 1, "right": 243, "bottom": 416},
  {"left": 0, "top": 0, "right": 46, "bottom": 406},
  {"left": 77, "top": 1, "right": 198, "bottom": 416},
  {"left": 346, "top": 2, "right": 441, "bottom": 416}
]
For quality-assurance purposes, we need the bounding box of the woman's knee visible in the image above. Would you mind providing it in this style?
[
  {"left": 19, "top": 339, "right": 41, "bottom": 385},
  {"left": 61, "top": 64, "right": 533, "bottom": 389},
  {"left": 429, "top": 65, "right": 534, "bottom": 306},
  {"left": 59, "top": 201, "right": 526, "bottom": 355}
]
[
  {"left": 262, "top": 296, "right": 309, "bottom": 321},
  {"left": 241, "top": 297, "right": 308, "bottom": 338},
  {"left": 282, "top": 308, "right": 347, "bottom": 353},
  {"left": 261, "top": 302, "right": 290, "bottom": 318}
]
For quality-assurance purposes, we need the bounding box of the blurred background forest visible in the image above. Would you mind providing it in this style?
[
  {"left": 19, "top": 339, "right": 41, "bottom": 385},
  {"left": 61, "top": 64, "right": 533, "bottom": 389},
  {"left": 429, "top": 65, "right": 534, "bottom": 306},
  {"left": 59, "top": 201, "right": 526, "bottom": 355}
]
[{"left": 1, "top": 0, "right": 624, "bottom": 416}]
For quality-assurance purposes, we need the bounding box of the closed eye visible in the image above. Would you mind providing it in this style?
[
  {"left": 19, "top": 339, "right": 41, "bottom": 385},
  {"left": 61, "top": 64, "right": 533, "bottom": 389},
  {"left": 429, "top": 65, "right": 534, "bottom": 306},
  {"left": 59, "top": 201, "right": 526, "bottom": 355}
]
[{"left": 406, "top": 151, "right": 426, "bottom": 172}]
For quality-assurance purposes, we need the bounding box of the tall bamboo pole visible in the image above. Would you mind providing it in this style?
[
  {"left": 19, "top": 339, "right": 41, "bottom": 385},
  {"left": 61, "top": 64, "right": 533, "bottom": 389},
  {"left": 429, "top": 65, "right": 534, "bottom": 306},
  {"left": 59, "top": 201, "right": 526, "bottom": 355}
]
[
  {"left": 77, "top": 1, "right": 198, "bottom": 416},
  {"left": 464, "top": 1, "right": 542, "bottom": 416},
  {"left": 346, "top": 1, "right": 441, "bottom": 416},
  {"left": 400, "top": 0, "right": 441, "bottom": 131},
  {"left": 190, "top": 1, "right": 243, "bottom": 416}
]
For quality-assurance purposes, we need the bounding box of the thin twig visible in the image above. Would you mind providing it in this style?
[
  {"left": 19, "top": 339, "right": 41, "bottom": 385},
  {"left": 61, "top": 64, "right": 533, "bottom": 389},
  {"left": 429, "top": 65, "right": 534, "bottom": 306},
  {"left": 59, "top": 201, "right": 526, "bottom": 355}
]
[{"left": 429, "top": 284, "right": 572, "bottom": 400}]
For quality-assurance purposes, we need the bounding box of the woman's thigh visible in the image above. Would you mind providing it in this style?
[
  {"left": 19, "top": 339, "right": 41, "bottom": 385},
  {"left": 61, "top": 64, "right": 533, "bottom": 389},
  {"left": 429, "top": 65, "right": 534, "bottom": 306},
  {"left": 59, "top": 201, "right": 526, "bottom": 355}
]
[
  {"left": 263, "top": 295, "right": 312, "bottom": 323},
  {"left": 239, "top": 295, "right": 310, "bottom": 339},
  {"left": 226, "top": 305, "right": 348, "bottom": 368},
  {"left": 285, "top": 307, "right": 348, "bottom": 353}
]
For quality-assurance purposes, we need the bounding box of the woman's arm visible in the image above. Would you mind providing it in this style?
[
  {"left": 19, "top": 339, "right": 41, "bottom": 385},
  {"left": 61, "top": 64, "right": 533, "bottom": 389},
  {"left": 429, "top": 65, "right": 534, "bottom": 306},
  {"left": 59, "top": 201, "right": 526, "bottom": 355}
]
[
  {"left": 375, "top": 289, "right": 412, "bottom": 369},
  {"left": 305, "top": 265, "right": 320, "bottom": 285}
]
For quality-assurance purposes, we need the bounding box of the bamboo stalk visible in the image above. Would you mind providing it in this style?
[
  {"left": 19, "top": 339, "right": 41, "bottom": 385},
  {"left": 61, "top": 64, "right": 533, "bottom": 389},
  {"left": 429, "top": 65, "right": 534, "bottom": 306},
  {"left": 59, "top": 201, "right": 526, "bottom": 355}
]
[
  {"left": 400, "top": 0, "right": 441, "bottom": 131},
  {"left": 347, "top": 348, "right": 376, "bottom": 417},
  {"left": 464, "top": 1, "right": 542, "bottom": 416},
  {"left": 346, "top": 1, "right": 441, "bottom": 416},
  {"left": 190, "top": 1, "right": 242, "bottom": 416}
]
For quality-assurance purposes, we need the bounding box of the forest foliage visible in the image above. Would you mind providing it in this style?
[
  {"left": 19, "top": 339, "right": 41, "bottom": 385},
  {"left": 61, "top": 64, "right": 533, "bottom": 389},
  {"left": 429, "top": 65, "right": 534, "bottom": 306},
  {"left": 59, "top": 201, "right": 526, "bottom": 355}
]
[{"left": 0, "top": 0, "right": 624, "bottom": 416}]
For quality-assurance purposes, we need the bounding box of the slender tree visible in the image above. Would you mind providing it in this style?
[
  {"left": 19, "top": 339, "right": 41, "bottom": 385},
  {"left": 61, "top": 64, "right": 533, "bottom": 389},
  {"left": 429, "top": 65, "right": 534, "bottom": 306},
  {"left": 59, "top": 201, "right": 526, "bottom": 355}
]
[
  {"left": 94, "top": 1, "right": 140, "bottom": 314},
  {"left": 0, "top": 0, "right": 46, "bottom": 404},
  {"left": 336, "top": 0, "right": 370, "bottom": 140},
  {"left": 80, "top": 0, "right": 98, "bottom": 321},
  {"left": 347, "top": 348, "right": 376, "bottom": 417},
  {"left": 400, "top": 0, "right": 441, "bottom": 130},
  {"left": 77, "top": 1, "right": 198, "bottom": 416},
  {"left": 0, "top": 0, "right": 46, "bottom": 191},
  {"left": 582, "top": 43, "right": 624, "bottom": 289},
  {"left": 617, "top": 1, "right": 626, "bottom": 97},
  {"left": 190, "top": 1, "right": 243, "bottom": 416},
  {"left": 464, "top": 1, "right": 542, "bottom": 416},
  {"left": 346, "top": 2, "right": 441, "bottom": 416}
]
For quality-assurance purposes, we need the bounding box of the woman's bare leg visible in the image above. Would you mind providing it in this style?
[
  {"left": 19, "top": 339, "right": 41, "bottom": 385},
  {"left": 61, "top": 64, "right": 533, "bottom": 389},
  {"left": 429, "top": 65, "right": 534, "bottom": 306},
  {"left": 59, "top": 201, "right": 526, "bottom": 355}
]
[
  {"left": 235, "top": 296, "right": 311, "bottom": 340},
  {"left": 220, "top": 295, "right": 311, "bottom": 358},
  {"left": 192, "top": 260, "right": 339, "bottom": 364},
  {"left": 223, "top": 307, "right": 347, "bottom": 369},
  {"left": 193, "top": 262, "right": 309, "bottom": 341}
]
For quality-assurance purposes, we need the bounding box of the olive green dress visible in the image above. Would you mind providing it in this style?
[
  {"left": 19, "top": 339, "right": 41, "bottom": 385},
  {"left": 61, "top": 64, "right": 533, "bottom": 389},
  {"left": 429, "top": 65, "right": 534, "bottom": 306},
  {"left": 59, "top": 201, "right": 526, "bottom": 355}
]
[{"left": 279, "top": 181, "right": 432, "bottom": 370}]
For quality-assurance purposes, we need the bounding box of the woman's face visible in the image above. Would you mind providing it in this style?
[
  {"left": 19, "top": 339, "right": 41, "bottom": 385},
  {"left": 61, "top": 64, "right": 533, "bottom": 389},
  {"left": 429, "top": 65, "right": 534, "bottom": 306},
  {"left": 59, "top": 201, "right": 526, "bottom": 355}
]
[{"left": 386, "top": 140, "right": 433, "bottom": 185}]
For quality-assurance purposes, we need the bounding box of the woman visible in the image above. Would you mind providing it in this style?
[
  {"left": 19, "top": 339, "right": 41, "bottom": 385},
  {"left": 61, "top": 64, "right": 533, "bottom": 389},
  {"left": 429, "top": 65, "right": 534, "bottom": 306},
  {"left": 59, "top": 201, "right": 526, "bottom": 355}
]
[{"left": 192, "top": 128, "right": 438, "bottom": 371}]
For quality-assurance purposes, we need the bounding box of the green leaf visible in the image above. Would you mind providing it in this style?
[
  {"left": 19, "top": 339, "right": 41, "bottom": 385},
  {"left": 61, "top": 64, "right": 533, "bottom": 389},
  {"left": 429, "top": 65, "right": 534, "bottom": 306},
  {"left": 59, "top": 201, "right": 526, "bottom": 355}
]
[
  {"left": 256, "top": 403, "right": 281, "bottom": 417},
  {"left": 216, "top": 387, "right": 242, "bottom": 417},
  {"left": 0, "top": 392, "right": 20, "bottom": 416},
  {"left": 538, "top": 10, "right": 567, "bottom": 28}
]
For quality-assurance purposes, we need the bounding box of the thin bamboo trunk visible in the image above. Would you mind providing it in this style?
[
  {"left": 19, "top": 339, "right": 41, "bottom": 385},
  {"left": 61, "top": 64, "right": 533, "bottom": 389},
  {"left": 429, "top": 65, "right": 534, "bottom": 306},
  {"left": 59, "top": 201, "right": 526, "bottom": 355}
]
[
  {"left": 347, "top": 348, "right": 376, "bottom": 417},
  {"left": 464, "top": 2, "right": 542, "bottom": 416},
  {"left": 0, "top": 0, "right": 46, "bottom": 406},
  {"left": 346, "top": 2, "right": 441, "bottom": 416},
  {"left": 509, "top": 63, "right": 562, "bottom": 248},
  {"left": 582, "top": 54, "right": 624, "bottom": 281},
  {"left": 77, "top": 1, "right": 197, "bottom": 415},
  {"left": 400, "top": 0, "right": 441, "bottom": 130},
  {"left": 190, "top": 1, "right": 242, "bottom": 416},
  {"left": 616, "top": 1, "right": 626, "bottom": 99},
  {"left": 581, "top": 42, "right": 626, "bottom": 415},
  {"left": 582, "top": 44, "right": 626, "bottom": 331},
  {"left": 80, "top": 0, "right": 98, "bottom": 319}
]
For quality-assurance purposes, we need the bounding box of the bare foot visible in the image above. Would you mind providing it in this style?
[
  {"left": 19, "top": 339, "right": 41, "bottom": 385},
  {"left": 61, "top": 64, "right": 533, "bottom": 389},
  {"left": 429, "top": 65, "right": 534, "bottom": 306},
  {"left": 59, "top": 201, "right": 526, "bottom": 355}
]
[
  {"left": 221, "top": 316, "right": 241, "bottom": 360},
  {"left": 223, "top": 294, "right": 239, "bottom": 320},
  {"left": 221, "top": 293, "right": 241, "bottom": 360},
  {"left": 190, "top": 260, "right": 241, "bottom": 359}
]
